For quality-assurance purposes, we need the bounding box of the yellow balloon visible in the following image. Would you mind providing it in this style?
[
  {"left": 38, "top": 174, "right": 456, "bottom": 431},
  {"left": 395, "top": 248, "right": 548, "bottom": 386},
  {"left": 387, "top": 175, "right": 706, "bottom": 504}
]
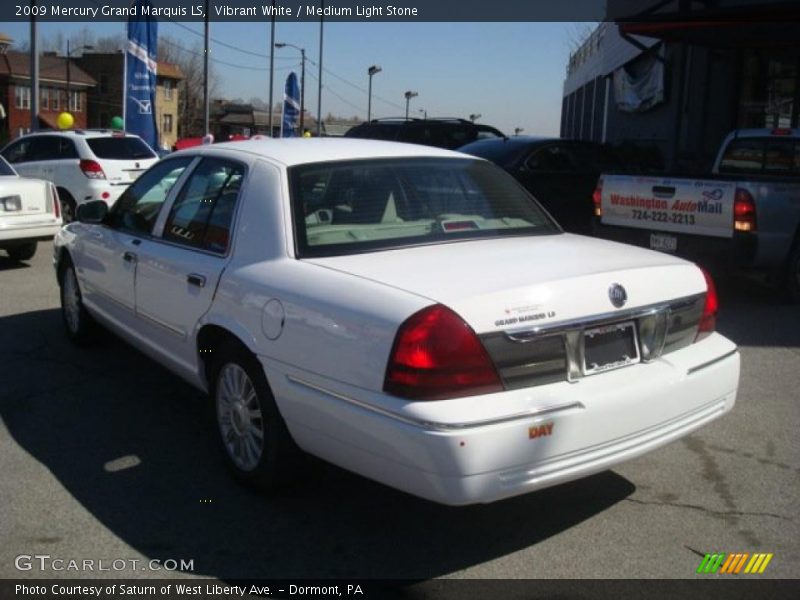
[{"left": 57, "top": 112, "right": 74, "bottom": 130}]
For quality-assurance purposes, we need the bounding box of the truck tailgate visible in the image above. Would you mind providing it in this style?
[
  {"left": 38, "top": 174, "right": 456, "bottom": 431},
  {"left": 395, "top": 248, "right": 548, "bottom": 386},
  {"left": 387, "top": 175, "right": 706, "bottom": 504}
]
[{"left": 601, "top": 175, "right": 735, "bottom": 239}]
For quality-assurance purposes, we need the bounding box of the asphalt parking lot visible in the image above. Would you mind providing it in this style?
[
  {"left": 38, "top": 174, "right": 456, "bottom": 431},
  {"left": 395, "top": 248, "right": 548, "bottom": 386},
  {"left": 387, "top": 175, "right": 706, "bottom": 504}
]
[{"left": 0, "top": 242, "right": 798, "bottom": 582}]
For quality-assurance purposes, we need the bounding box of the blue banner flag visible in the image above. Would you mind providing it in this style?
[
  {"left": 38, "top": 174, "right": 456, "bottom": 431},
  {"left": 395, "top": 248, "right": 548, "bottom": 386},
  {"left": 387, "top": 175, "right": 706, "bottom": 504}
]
[
  {"left": 281, "top": 72, "right": 300, "bottom": 138},
  {"left": 125, "top": 0, "right": 159, "bottom": 149}
]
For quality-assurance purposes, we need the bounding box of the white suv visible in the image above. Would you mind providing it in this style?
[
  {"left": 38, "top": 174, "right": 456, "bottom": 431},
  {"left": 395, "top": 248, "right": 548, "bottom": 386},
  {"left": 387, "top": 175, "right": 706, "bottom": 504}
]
[{"left": 1, "top": 130, "right": 159, "bottom": 222}]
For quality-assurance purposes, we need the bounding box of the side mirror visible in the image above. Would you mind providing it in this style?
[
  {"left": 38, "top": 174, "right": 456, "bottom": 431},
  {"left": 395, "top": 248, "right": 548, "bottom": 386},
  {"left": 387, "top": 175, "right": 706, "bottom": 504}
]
[{"left": 76, "top": 200, "right": 109, "bottom": 224}]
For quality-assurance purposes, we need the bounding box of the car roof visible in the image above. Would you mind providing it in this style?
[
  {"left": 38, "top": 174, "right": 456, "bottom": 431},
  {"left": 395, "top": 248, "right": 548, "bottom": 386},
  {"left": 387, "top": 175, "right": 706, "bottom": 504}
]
[{"left": 178, "top": 137, "right": 473, "bottom": 167}]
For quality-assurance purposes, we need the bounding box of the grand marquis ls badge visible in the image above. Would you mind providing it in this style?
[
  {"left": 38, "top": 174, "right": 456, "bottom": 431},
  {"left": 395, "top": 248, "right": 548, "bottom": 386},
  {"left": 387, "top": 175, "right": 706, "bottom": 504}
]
[{"left": 608, "top": 283, "right": 627, "bottom": 308}]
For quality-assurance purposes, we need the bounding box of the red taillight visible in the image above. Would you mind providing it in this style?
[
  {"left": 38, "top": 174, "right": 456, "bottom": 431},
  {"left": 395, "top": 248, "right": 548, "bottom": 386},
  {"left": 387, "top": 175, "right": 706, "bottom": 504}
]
[
  {"left": 384, "top": 304, "right": 502, "bottom": 400},
  {"left": 80, "top": 159, "right": 106, "bottom": 180},
  {"left": 770, "top": 128, "right": 792, "bottom": 136},
  {"left": 696, "top": 268, "right": 718, "bottom": 341},
  {"left": 733, "top": 188, "right": 756, "bottom": 232},
  {"left": 592, "top": 178, "right": 603, "bottom": 217}
]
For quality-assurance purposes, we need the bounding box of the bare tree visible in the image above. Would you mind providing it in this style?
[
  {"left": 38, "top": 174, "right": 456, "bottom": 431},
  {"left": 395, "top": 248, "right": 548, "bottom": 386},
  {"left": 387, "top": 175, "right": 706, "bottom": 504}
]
[{"left": 158, "top": 36, "right": 220, "bottom": 137}]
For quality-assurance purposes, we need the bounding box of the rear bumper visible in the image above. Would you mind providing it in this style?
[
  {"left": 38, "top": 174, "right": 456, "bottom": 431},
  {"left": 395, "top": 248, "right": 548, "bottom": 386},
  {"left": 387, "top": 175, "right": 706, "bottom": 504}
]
[
  {"left": 0, "top": 219, "right": 61, "bottom": 244},
  {"left": 593, "top": 221, "right": 757, "bottom": 270},
  {"left": 265, "top": 333, "right": 739, "bottom": 505}
]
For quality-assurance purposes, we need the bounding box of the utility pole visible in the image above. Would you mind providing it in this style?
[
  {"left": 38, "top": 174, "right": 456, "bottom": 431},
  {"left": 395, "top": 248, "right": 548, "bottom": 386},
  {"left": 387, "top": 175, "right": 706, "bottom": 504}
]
[
  {"left": 316, "top": 0, "right": 324, "bottom": 136},
  {"left": 30, "top": 1, "right": 39, "bottom": 131},
  {"left": 268, "top": 0, "right": 275, "bottom": 135},
  {"left": 203, "top": 0, "right": 210, "bottom": 136}
]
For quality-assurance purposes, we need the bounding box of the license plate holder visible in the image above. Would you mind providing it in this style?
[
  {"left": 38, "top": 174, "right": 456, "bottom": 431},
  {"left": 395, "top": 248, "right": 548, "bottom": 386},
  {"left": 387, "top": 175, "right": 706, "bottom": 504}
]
[
  {"left": 583, "top": 321, "right": 640, "bottom": 376},
  {"left": 650, "top": 232, "right": 677, "bottom": 252}
]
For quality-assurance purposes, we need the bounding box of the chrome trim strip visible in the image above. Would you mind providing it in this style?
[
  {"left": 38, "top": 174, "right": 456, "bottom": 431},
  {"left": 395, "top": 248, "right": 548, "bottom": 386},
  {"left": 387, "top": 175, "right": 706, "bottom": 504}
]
[
  {"left": 286, "top": 375, "right": 585, "bottom": 432},
  {"left": 502, "top": 294, "right": 703, "bottom": 341},
  {"left": 687, "top": 349, "right": 739, "bottom": 375}
]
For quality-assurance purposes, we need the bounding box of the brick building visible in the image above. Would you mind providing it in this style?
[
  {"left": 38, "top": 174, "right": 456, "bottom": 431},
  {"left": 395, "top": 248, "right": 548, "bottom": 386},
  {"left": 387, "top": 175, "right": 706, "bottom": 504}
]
[
  {"left": 76, "top": 52, "right": 184, "bottom": 149},
  {"left": 0, "top": 36, "right": 95, "bottom": 144}
]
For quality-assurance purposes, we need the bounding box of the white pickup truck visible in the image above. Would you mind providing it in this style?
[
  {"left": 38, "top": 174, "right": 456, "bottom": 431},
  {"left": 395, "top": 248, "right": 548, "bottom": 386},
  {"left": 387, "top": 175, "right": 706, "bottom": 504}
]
[{"left": 593, "top": 128, "right": 800, "bottom": 301}]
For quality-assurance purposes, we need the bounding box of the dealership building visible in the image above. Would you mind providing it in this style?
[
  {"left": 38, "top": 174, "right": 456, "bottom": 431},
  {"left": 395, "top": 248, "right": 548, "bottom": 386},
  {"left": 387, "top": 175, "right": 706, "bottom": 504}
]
[{"left": 562, "top": 0, "right": 800, "bottom": 172}]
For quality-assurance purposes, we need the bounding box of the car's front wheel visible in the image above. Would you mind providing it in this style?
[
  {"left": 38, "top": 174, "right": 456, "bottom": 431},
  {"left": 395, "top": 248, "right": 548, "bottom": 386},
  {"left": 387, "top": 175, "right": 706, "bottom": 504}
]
[
  {"left": 210, "top": 343, "right": 296, "bottom": 490},
  {"left": 6, "top": 242, "right": 37, "bottom": 261},
  {"left": 59, "top": 260, "right": 96, "bottom": 344}
]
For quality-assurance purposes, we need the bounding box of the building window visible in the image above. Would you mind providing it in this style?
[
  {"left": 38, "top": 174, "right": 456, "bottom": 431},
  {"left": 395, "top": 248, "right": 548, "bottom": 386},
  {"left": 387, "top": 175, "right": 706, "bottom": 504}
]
[
  {"left": 51, "top": 89, "right": 60, "bottom": 111},
  {"left": 16, "top": 127, "right": 31, "bottom": 138},
  {"left": 162, "top": 113, "right": 173, "bottom": 134},
  {"left": 163, "top": 79, "right": 173, "bottom": 100},
  {"left": 68, "top": 91, "right": 81, "bottom": 112},
  {"left": 15, "top": 85, "right": 31, "bottom": 109},
  {"left": 40, "top": 87, "right": 49, "bottom": 110}
]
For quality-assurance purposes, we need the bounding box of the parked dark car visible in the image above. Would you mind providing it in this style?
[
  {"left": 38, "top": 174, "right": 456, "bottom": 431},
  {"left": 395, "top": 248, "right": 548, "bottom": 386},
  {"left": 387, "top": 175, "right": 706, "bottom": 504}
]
[
  {"left": 459, "top": 136, "right": 626, "bottom": 233},
  {"left": 345, "top": 118, "right": 504, "bottom": 150}
]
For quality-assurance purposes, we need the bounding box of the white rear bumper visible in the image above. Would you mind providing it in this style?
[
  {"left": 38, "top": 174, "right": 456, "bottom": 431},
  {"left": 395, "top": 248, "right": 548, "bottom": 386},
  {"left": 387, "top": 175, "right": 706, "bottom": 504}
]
[
  {"left": 265, "top": 333, "right": 739, "bottom": 505},
  {"left": 0, "top": 219, "right": 61, "bottom": 243}
]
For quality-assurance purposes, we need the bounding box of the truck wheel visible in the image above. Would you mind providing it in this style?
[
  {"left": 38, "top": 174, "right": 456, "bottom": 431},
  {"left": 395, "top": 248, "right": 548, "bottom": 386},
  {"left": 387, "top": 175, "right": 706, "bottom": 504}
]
[
  {"left": 788, "top": 243, "right": 800, "bottom": 303},
  {"left": 7, "top": 242, "right": 37, "bottom": 261},
  {"left": 209, "top": 342, "right": 298, "bottom": 491}
]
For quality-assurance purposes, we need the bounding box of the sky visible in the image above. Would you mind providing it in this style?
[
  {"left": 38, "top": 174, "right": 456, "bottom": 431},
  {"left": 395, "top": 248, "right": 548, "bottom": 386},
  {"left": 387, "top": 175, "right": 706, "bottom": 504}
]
[{"left": 0, "top": 20, "right": 586, "bottom": 136}]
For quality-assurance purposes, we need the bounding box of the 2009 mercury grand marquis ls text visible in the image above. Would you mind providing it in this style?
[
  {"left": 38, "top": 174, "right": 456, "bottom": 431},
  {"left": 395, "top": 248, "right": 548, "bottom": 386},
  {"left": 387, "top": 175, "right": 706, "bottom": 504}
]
[{"left": 53, "top": 138, "right": 740, "bottom": 505}]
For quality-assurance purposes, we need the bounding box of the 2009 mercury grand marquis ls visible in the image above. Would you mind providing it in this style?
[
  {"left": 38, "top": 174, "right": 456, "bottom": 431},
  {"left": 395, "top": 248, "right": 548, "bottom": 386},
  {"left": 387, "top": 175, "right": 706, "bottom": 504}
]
[{"left": 53, "top": 138, "right": 740, "bottom": 505}]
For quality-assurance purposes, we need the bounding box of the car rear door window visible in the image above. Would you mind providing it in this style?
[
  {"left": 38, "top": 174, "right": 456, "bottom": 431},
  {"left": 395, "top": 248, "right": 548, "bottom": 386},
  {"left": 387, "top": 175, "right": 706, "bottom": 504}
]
[
  {"left": 29, "top": 136, "right": 62, "bottom": 161},
  {"left": 162, "top": 158, "right": 244, "bottom": 254},
  {"left": 110, "top": 157, "right": 194, "bottom": 235}
]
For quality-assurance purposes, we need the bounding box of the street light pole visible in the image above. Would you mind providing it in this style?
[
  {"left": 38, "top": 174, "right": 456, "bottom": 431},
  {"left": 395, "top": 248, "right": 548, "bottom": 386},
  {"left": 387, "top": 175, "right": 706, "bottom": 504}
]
[
  {"left": 469, "top": 113, "right": 481, "bottom": 123},
  {"left": 367, "top": 65, "right": 381, "bottom": 122},
  {"left": 275, "top": 43, "right": 306, "bottom": 135},
  {"left": 404, "top": 90, "right": 418, "bottom": 120}
]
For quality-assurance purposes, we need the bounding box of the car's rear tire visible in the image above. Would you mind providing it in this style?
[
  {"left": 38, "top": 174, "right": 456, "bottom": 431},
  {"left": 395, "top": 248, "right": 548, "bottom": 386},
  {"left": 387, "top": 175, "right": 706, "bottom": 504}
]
[
  {"left": 59, "top": 259, "right": 97, "bottom": 345},
  {"left": 210, "top": 342, "right": 297, "bottom": 491},
  {"left": 58, "top": 189, "right": 77, "bottom": 223},
  {"left": 6, "top": 242, "right": 37, "bottom": 261}
]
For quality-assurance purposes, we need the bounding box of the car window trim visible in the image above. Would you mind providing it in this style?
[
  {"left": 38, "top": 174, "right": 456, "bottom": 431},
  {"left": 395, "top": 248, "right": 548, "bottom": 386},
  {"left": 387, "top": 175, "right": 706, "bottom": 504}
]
[{"left": 152, "top": 155, "right": 248, "bottom": 258}]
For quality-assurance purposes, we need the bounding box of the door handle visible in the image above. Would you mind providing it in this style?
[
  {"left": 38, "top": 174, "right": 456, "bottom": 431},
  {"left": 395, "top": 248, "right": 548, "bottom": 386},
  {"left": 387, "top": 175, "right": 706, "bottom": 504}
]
[
  {"left": 187, "top": 273, "right": 206, "bottom": 288},
  {"left": 123, "top": 251, "right": 137, "bottom": 263}
]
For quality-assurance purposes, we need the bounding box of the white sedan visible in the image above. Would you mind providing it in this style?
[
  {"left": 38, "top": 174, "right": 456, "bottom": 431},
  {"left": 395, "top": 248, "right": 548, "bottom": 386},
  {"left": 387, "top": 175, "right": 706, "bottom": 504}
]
[
  {"left": 0, "top": 156, "right": 62, "bottom": 261},
  {"left": 53, "top": 139, "right": 740, "bottom": 505}
]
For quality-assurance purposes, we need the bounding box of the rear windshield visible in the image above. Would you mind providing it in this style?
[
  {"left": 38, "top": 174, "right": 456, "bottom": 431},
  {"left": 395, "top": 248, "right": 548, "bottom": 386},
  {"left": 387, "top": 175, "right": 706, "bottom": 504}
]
[
  {"left": 86, "top": 137, "right": 157, "bottom": 160},
  {"left": 718, "top": 137, "right": 800, "bottom": 175},
  {"left": 290, "top": 157, "right": 558, "bottom": 258}
]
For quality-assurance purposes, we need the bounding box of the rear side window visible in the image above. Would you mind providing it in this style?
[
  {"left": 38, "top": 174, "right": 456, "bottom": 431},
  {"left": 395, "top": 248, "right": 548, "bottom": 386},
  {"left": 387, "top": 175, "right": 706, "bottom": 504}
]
[
  {"left": 163, "top": 158, "right": 244, "bottom": 254},
  {"left": 718, "top": 137, "right": 800, "bottom": 175},
  {"left": 86, "top": 137, "right": 157, "bottom": 160}
]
